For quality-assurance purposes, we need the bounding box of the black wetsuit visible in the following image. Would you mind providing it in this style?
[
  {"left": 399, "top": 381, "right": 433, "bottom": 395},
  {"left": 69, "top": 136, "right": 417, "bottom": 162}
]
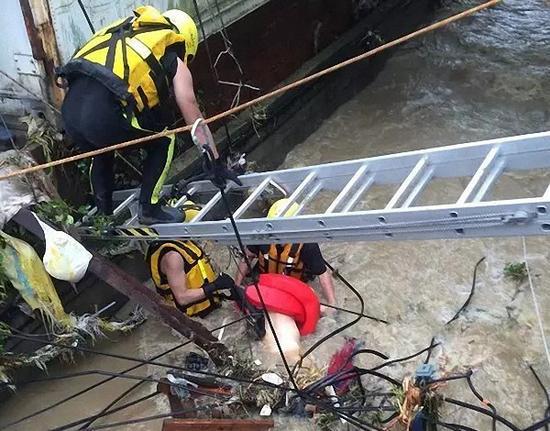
[{"left": 61, "top": 50, "right": 180, "bottom": 213}]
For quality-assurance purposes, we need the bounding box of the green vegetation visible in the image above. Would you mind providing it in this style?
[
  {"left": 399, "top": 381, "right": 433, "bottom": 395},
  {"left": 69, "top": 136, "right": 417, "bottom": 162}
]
[
  {"left": 36, "top": 199, "right": 89, "bottom": 230},
  {"left": 504, "top": 262, "right": 528, "bottom": 283}
]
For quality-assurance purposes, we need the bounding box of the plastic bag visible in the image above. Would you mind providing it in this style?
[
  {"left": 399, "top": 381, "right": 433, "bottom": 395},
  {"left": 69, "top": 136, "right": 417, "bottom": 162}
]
[
  {"left": 34, "top": 213, "right": 92, "bottom": 283},
  {"left": 0, "top": 231, "right": 68, "bottom": 323}
]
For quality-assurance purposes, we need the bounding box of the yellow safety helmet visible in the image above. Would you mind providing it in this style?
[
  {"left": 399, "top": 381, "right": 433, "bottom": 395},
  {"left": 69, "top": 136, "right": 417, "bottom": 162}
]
[
  {"left": 181, "top": 200, "right": 202, "bottom": 222},
  {"left": 162, "top": 9, "right": 198, "bottom": 64},
  {"left": 268, "top": 199, "right": 300, "bottom": 218}
]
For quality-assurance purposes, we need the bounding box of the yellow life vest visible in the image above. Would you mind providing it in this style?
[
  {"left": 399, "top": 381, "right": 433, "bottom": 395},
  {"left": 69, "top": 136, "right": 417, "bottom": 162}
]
[
  {"left": 58, "top": 6, "right": 186, "bottom": 114},
  {"left": 257, "top": 243, "right": 305, "bottom": 281},
  {"left": 146, "top": 240, "right": 219, "bottom": 317}
]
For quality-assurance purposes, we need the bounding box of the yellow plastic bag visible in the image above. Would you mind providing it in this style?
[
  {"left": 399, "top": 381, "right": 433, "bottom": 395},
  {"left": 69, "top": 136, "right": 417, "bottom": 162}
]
[{"left": 0, "top": 231, "right": 70, "bottom": 326}]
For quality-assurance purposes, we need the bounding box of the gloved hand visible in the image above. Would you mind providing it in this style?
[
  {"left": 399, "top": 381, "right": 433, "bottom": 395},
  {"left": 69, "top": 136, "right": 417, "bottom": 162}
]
[
  {"left": 203, "top": 157, "right": 243, "bottom": 189},
  {"left": 203, "top": 272, "right": 236, "bottom": 300}
]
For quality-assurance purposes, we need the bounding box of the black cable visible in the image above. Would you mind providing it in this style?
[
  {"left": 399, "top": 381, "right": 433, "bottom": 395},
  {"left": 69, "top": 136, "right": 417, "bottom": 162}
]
[
  {"left": 77, "top": 0, "right": 95, "bottom": 33},
  {"left": 436, "top": 421, "right": 479, "bottom": 431},
  {"left": 217, "top": 187, "right": 298, "bottom": 390},
  {"left": 3, "top": 332, "right": 295, "bottom": 394},
  {"left": 369, "top": 342, "right": 441, "bottom": 372},
  {"left": 18, "top": 369, "right": 230, "bottom": 402},
  {"left": 530, "top": 365, "right": 550, "bottom": 431},
  {"left": 427, "top": 372, "right": 472, "bottom": 385},
  {"left": 0, "top": 317, "right": 244, "bottom": 430},
  {"left": 77, "top": 380, "right": 146, "bottom": 430},
  {"left": 84, "top": 406, "right": 211, "bottom": 430},
  {"left": 191, "top": 0, "right": 218, "bottom": 80},
  {"left": 466, "top": 374, "right": 497, "bottom": 431},
  {"left": 424, "top": 337, "right": 437, "bottom": 364},
  {"left": 525, "top": 416, "right": 550, "bottom": 431},
  {"left": 191, "top": 0, "right": 234, "bottom": 148},
  {"left": 295, "top": 259, "right": 366, "bottom": 367},
  {"left": 446, "top": 257, "right": 485, "bottom": 325},
  {"left": 304, "top": 349, "right": 388, "bottom": 395},
  {"left": 444, "top": 398, "right": 520, "bottom": 431},
  {"left": 320, "top": 302, "right": 388, "bottom": 324},
  {"left": 51, "top": 391, "right": 159, "bottom": 431}
]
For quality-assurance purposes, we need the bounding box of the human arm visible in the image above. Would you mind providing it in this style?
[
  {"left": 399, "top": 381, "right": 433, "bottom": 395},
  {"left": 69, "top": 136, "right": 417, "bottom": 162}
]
[
  {"left": 234, "top": 247, "right": 257, "bottom": 285},
  {"left": 172, "top": 58, "right": 218, "bottom": 159},
  {"left": 301, "top": 244, "right": 337, "bottom": 314},
  {"left": 318, "top": 269, "right": 336, "bottom": 306},
  {"left": 161, "top": 251, "right": 206, "bottom": 306}
]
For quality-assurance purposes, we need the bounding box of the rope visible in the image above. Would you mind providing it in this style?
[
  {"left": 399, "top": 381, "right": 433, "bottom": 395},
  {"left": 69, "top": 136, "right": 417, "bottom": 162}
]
[
  {"left": 522, "top": 236, "right": 550, "bottom": 370},
  {"left": 0, "top": 0, "right": 501, "bottom": 183}
]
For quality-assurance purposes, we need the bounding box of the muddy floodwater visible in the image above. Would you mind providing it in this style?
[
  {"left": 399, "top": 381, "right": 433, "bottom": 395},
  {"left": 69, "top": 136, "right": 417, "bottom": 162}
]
[{"left": 2, "top": 0, "right": 550, "bottom": 429}]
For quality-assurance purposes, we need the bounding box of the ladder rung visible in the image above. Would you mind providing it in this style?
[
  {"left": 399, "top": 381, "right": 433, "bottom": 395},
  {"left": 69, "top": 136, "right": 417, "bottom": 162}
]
[
  {"left": 402, "top": 167, "right": 434, "bottom": 208},
  {"left": 457, "top": 146, "right": 500, "bottom": 204},
  {"left": 113, "top": 192, "right": 138, "bottom": 216},
  {"left": 325, "top": 164, "right": 368, "bottom": 214},
  {"left": 473, "top": 159, "right": 506, "bottom": 202},
  {"left": 278, "top": 172, "right": 317, "bottom": 216},
  {"left": 191, "top": 191, "right": 222, "bottom": 222},
  {"left": 173, "top": 186, "right": 198, "bottom": 208},
  {"left": 233, "top": 177, "right": 272, "bottom": 219},
  {"left": 296, "top": 181, "right": 324, "bottom": 214},
  {"left": 386, "top": 156, "right": 429, "bottom": 210},
  {"left": 342, "top": 174, "right": 375, "bottom": 212}
]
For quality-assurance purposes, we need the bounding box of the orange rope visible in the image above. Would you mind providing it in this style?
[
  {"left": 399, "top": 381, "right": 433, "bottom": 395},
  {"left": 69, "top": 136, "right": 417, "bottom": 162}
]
[{"left": 0, "top": 0, "right": 501, "bottom": 183}]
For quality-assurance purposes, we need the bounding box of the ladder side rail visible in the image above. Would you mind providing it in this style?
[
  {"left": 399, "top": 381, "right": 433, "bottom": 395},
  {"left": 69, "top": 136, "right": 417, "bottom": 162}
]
[
  {"left": 149, "top": 196, "right": 550, "bottom": 244},
  {"left": 109, "top": 131, "right": 550, "bottom": 201}
]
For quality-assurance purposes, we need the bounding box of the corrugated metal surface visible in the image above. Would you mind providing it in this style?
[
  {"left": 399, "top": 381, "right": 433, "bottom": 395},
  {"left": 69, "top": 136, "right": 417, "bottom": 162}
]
[
  {"left": 49, "top": 0, "right": 270, "bottom": 63},
  {"left": 0, "top": 1, "right": 45, "bottom": 116}
]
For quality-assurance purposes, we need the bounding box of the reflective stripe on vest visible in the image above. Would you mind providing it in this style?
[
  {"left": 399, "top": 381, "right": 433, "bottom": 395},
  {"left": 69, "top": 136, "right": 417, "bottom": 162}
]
[
  {"left": 147, "top": 240, "right": 219, "bottom": 317},
  {"left": 257, "top": 243, "right": 305, "bottom": 280},
  {"left": 59, "top": 5, "right": 186, "bottom": 114}
]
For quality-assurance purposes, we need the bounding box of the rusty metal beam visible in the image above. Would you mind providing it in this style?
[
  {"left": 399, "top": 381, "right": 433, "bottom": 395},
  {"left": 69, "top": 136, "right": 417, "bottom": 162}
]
[
  {"left": 162, "top": 419, "right": 275, "bottom": 431},
  {"left": 12, "top": 208, "right": 231, "bottom": 365}
]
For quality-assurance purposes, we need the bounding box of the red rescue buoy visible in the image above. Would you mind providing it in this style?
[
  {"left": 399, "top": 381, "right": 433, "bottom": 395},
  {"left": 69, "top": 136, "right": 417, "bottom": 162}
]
[{"left": 245, "top": 273, "right": 320, "bottom": 335}]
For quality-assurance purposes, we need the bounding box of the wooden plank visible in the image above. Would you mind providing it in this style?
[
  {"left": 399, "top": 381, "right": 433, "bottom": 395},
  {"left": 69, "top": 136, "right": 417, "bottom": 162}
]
[
  {"left": 12, "top": 209, "right": 231, "bottom": 366},
  {"left": 162, "top": 418, "right": 275, "bottom": 431}
]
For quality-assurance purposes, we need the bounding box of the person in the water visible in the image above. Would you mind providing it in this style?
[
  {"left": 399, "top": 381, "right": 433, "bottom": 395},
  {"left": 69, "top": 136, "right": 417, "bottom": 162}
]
[{"left": 234, "top": 199, "right": 337, "bottom": 314}]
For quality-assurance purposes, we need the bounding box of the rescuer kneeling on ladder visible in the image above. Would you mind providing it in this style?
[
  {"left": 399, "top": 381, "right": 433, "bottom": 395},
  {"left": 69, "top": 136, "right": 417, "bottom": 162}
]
[
  {"left": 234, "top": 199, "right": 337, "bottom": 315},
  {"left": 57, "top": 5, "right": 239, "bottom": 224},
  {"left": 147, "top": 238, "right": 233, "bottom": 317},
  {"left": 146, "top": 202, "right": 233, "bottom": 316},
  {"left": 146, "top": 204, "right": 264, "bottom": 331}
]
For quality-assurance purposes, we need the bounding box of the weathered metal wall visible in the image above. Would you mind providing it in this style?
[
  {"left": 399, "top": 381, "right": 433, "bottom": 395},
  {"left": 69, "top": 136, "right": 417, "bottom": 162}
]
[
  {"left": 0, "top": 0, "right": 45, "bottom": 117},
  {"left": 0, "top": 0, "right": 268, "bottom": 117},
  {"left": 48, "top": 0, "right": 270, "bottom": 63}
]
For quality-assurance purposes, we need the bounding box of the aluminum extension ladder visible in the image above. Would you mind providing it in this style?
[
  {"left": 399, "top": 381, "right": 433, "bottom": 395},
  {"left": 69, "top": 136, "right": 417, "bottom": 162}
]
[{"left": 79, "top": 131, "right": 550, "bottom": 245}]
